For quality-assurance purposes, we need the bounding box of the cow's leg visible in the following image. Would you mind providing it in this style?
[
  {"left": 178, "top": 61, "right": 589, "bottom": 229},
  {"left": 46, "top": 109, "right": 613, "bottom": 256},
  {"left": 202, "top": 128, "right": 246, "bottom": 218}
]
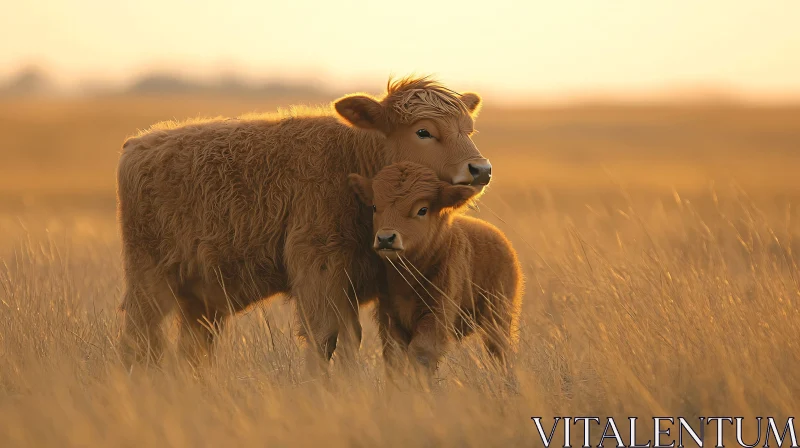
[
  {"left": 176, "top": 297, "right": 229, "bottom": 367},
  {"left": 294, "top": 278, "right": 361, "bottom": 376},
  {"left": 119, "top": 269, "right": 177, "bottom": 369},
  {"left": 288, "top": 252, "right": 362, "bottom": 376}
]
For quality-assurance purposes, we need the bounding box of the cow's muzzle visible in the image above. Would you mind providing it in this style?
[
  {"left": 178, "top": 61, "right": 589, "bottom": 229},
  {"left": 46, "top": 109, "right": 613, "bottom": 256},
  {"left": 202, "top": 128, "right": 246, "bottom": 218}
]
[
  {"left": 468, "top": 161, "right": 492, "bottom": 186},
  {"left": 451, "top": 158, "right": 492, "bottom": 186}
]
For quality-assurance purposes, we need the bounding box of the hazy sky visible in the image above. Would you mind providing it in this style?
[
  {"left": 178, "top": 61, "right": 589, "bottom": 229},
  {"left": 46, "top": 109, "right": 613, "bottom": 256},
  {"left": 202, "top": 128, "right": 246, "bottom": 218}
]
[{"left": 2, "top": 0, "right": 799, "bottom": 100}]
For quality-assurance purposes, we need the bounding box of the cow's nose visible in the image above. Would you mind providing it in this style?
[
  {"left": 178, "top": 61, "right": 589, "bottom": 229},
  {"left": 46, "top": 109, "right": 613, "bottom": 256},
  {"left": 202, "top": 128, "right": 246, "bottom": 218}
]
[
  {"left": 376, "top": 232, "right": 397, "bottom": 250},
  {"left": 468, "top": 162, "right": 492, "bottom": 186}
]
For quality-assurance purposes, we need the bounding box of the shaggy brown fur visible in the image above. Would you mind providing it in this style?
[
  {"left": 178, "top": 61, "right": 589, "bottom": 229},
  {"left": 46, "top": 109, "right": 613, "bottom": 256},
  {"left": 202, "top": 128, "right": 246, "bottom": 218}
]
[
  {"left": 348, "top": 162, "right": 523, "bottom": 374},
  {"left": 116, "top": 76, "right": 489, "bottom": 371}
]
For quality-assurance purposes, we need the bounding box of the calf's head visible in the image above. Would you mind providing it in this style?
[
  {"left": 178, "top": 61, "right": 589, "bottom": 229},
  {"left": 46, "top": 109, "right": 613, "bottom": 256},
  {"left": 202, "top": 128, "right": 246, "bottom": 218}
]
[
  {"left": 348, "top": 162, "right": 479, "bottom": 260},
  {"left": 335, "top": 76, "right": 492, "bottom": 190}
]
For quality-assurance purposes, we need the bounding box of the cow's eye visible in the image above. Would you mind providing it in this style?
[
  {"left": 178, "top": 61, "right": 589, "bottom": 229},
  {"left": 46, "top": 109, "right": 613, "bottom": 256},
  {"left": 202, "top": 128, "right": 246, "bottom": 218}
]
[
  {"left": 372, "top": 205, "right": 377, "bottom": 213},
  {"left": 417, "top": 207, "right": 428, "bottom": 216},
  {"left": 416, "top": 129, "right": 432, "bottom": 139}
]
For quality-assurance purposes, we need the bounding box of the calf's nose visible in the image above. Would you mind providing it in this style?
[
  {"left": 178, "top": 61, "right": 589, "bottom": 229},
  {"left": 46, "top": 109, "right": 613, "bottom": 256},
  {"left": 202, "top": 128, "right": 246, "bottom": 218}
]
[
  {"left": 375, "top": 232, "right": 397, "bottom": 250},
  {"left": 468, "top": 161, "right": 492, "bottom": 186}
]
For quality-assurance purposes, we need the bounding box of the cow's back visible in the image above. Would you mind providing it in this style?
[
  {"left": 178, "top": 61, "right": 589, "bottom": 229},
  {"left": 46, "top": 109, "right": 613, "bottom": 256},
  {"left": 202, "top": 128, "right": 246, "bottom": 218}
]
[{"left": 117, "top": 114, "right": 383, "bottom": 299}]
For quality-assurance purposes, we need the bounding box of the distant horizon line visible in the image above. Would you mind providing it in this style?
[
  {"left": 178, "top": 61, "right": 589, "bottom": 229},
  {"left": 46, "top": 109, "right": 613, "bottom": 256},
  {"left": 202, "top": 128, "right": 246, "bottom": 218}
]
[{"left": 2, "top": 65, "right": 799, "bottom": 106}]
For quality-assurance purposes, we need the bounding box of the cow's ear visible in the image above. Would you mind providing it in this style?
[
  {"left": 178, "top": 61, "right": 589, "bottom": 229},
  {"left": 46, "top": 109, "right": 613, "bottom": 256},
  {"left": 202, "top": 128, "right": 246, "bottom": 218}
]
[
  {"left": 438, "top": 184, "right": 478, "bottom": 211},
  {"left": 347, "top": 173, "right": 373, "bottom": 205},
  {"left": 460, "top": 92, "right": 482, "bottom": 116},
  {"left": 335, "top": 95, "right": 389, "bottom": 134}
]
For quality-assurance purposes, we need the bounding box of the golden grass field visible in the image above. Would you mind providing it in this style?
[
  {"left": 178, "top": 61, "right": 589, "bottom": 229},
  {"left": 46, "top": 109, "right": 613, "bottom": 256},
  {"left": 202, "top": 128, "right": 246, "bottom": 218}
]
[{"left": 1, "top": 94, "right": 799, "bottom": 446}]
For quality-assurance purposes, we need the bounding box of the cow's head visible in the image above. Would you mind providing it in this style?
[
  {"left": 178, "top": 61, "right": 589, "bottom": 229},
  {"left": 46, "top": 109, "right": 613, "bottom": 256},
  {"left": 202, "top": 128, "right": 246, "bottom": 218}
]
[
  {"left": 335, "top": 76, "right": 491, "bottom": 191},
  {"left": 348, "top": 162, "right": 478, "bottom": 260}
]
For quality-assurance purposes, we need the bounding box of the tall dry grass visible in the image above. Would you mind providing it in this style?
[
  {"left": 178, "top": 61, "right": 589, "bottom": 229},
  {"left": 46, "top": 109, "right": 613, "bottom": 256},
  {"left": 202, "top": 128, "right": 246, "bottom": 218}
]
[{"left": 0, "top": 96, "right": 799, "bottom": 446}]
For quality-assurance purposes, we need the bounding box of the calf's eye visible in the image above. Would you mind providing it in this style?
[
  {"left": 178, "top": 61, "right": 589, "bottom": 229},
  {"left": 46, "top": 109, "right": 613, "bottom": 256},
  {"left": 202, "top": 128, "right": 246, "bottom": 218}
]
[
  {"left": 372, "top": 205, "right": 377, "bottom": 213},
  {"left": 417, "top": 207, "right": 428, "bottom": 216},
  {"left": 416, "top": 129, "right": 432, "bottom": 139}
]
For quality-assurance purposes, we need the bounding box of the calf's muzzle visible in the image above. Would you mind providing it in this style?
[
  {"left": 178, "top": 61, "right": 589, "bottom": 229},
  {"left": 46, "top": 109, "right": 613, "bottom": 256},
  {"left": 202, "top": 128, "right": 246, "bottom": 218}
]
[{"left": 374, "top": 230, "right": 403, "bottom": 251}]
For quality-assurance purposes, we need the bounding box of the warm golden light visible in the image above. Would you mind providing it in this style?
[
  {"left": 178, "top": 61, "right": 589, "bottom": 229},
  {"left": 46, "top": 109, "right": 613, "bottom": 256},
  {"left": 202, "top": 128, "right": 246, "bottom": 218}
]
[
  {"left": 1, "top": 3, "right": 800, "bottom": 446},
  {"left": 1, "top": 0, "right": 798, "bottom": 101}
]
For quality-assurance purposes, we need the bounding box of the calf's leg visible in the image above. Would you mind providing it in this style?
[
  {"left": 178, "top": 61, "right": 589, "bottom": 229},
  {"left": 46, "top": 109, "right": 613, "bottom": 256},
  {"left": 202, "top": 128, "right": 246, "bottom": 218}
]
[
  {"left": 478, "top": 295, "right": 516, "bottom": 370},
  {"left": 408, "top": 312, "right": 451, "bottom": 375},
  {"left": 375, "top": 303, "right": 411, "bottom": 374}
]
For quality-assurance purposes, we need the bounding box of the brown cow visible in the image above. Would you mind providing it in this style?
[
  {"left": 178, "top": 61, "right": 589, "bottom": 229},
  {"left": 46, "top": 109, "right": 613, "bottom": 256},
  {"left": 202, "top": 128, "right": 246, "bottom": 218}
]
[
  {"left": 348, "top": 162, "right": 523, "bottom": 375},
  {"left": 116, "top": 76, "right": 491, "bottom": 372}
]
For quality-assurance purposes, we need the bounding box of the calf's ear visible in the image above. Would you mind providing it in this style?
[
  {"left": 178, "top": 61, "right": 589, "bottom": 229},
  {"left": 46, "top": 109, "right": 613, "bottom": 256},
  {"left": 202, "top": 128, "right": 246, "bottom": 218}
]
[
  {"left": 335, "top": 95, "right": 389, "bottom": 133},
  {"left": 438, "top": 184, "right": 479, "bottom": 211},
  {"left": 347, "top": 173, "right": 373, "bottom": 205},
  {"left": 459, "top": 92, "right": 482, "bottom": 116}
]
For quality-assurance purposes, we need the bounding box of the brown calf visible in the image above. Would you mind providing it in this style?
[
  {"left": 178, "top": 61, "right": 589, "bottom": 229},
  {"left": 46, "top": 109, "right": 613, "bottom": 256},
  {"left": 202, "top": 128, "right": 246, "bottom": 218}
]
[{"left": 348, "top": 162, "right": 523, "bottom": 373}]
